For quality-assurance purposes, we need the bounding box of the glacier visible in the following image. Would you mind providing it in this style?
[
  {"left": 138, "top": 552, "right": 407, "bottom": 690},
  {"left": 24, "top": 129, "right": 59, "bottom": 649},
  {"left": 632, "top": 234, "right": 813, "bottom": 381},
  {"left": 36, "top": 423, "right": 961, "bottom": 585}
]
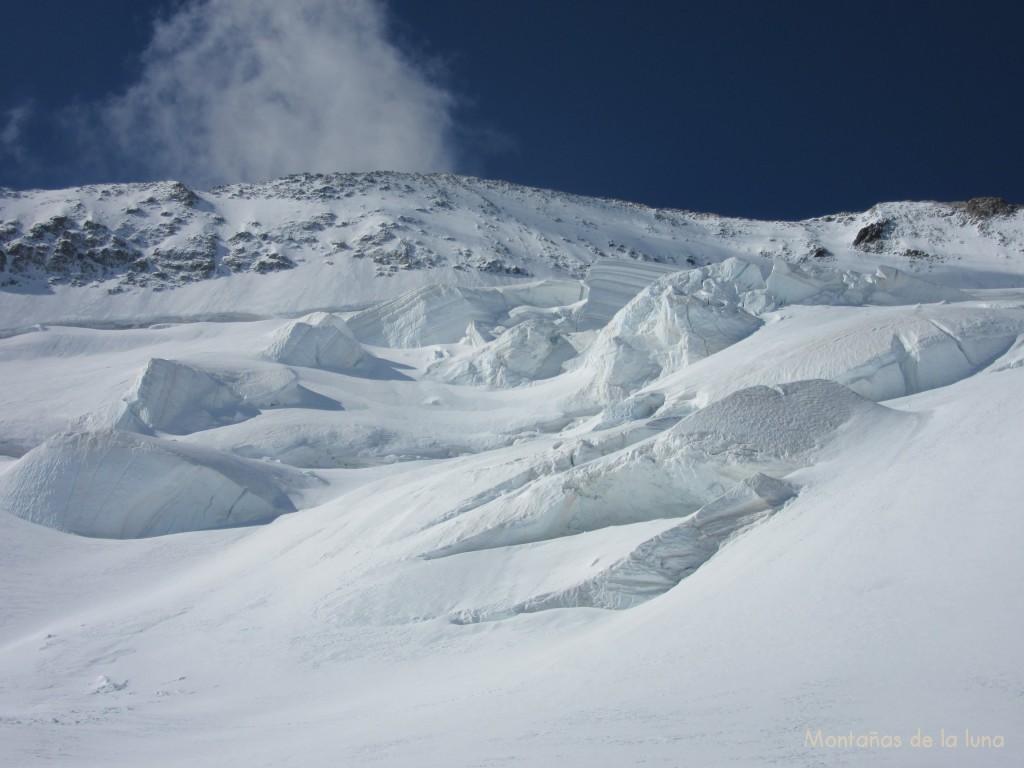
[{"left": 1, "top": 175, "right": 1022, "bottom": 767}]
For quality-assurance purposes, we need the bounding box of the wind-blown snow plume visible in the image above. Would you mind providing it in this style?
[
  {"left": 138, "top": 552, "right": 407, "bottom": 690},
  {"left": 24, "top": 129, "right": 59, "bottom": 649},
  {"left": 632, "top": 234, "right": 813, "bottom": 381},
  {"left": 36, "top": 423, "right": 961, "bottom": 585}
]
[
  {"left": 0, "top": 104, "right": 31, "bottom": 162},
  {"left": 93, "top": 0, "right": 458, "bottom": 187}
]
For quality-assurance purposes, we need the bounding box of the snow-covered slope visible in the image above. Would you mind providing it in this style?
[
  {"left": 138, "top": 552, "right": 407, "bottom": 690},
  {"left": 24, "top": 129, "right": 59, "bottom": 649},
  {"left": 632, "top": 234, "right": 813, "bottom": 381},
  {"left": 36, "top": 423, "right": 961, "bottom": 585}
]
[
  {"left": 1, "top": 174, "right": 1023, "bottom": 766},
  {"left": 2, "top": 173, "right": 1022, "bottom": 331}
]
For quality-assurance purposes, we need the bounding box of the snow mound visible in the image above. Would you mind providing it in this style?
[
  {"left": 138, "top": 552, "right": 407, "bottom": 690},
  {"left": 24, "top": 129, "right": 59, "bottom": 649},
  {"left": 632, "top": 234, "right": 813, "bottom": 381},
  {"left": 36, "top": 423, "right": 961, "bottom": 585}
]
[
  {"left": 429, "top": 318, "right": 577, "bottom": 387},
  {"left": 263, "top": 312, "right": 367, "bottom": 370},
  {"left": 109, "top": 358, "right": 339, "bottom": 436},
  {"left": 671, "top": 379, "right": 881, "bottom": 455},
  {"left": 424, "top": 380, "right": 889, "bottom": 557},
  {"left": 0, "top": 429, "right": 302, "bottom": 538},
  {"left": 346, "top": 281, "right": 583, "bottom": 348},
  {"left": 655, "top": 257, "right": 769, "bottom": 307},
  {"left": 113, "top": 358, "right": 257, "bottom": 435},
  {"left": 452, "top": 473, "right": 799, "bottom": 621},
  {"left": 89, "top": 675, "right": 129, "bottom": 695},
  {"left": 762, "top": 261, "right": 967, "bottom": 309},
  {"left": 575, "top": 264, "right": 764, "bottom": 402}
]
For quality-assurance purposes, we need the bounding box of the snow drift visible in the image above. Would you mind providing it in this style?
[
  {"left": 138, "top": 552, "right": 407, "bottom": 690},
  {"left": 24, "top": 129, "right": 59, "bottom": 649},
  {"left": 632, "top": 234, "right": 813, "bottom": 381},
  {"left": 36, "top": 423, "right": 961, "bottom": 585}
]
[
  {"left": 0, "top": 429, "right": 304, "bottom": 538},
  {"left": 262, "top": 312, "right": 367, "bottom": 370},
  {"left": 429, "top": 318, "right": 577, "bottom": 387},
  {"left": 113, "top": 358, "right": 257, "bottom": 434},
  {"left": 577, "top": 258, "right": 683, "bottom": 330},
  {"left": 347, "top": 285, "right": 506, "bottom": 347},
  {"left": 763, "top": 260, "right": 968, "bottom": 309},
  {"left": 110, "top": 357, "right": 340, "bottom": 435},
  {"left": 574, "top": 260, "right": 765, "bottom": 402},
  {"left": 346, "top": 281, "right": 584, "bottom": 348},
  {"left": 450, "top": 473, "right": 800, "bottom": 622},
  {"left": 424, "top": 380, "right": 897, "bottom": 558}
]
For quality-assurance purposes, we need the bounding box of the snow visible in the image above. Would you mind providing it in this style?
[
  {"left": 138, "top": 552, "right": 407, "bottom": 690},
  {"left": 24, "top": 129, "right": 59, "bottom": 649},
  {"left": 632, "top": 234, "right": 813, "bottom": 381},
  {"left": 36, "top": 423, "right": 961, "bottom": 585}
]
[
  {"left": 346, "top": 280, "right": 582, "bottom": 348},
  {"left": 262, "top": 311, "right": 367, "bottom": 370},
  {"left": 577, "top": 258, "right": 682, "bottom": 330},
  {"left": 1, "top": 174, "right": 1023, "bottom": 766},
  {"left": 112, "top": 358, "right": 258, "bottom": 434},
  {"left": 641, "top": 302, "right": 1024, "bottom": 411},
  {"left": 442, "top": 473, "right": 801, "bottom": 622},
  {"left": 428, "top": 317, "right": 577, "bottom": 387},
  {"left": 3, "top": 173, "right": 1022, "bottom": 333},
  {"left": 764, "top": 260, "right": 968, "bottom": 308},
  {"left": 421, "top": 380, "right": 899, "bottom": 560},
  {"left": 573, "top": 268, "right": 764, "bottom": 403},
  {"left": 0, "top": 429, "right": 305, "bottom": 538}
]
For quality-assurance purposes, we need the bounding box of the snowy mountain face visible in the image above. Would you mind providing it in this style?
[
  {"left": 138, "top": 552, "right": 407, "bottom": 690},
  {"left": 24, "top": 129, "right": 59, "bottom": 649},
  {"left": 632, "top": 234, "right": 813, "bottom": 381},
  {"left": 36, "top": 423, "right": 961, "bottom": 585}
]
[
  {"left": 1, "top": 172, "right": 1022, "bottom": 329},
  {"left": 1, "top": 174, "right": 1023, "bottom": 766}
]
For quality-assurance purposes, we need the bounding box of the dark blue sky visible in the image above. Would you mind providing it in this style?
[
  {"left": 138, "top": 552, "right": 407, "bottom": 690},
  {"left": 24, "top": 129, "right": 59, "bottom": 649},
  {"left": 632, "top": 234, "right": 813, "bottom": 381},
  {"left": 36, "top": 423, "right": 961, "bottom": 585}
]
[{"left": 2, "top": 0, "right": 1022, "bottom": 220}]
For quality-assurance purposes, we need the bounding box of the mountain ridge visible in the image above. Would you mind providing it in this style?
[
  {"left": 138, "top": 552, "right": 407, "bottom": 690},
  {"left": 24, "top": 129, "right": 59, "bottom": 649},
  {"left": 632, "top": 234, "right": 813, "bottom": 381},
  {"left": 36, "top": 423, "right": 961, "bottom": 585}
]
[{"left": 2, "top": 172, "right": 1022, "bottom": 331}]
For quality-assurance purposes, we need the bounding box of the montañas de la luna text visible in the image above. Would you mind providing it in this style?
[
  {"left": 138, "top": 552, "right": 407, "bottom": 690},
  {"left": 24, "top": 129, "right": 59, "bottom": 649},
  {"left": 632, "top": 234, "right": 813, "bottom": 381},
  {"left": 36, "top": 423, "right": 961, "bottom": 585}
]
[{"left": 804, "top": 728, "right": 1005, "bottom": 750}]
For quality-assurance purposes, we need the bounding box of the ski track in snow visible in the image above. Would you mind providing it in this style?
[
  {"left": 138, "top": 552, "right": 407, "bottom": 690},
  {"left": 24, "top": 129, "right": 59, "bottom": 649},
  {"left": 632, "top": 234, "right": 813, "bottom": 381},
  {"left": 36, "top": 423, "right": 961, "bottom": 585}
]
[{"left": 1, "top": 175, "right": 1023, "bottom": 766}]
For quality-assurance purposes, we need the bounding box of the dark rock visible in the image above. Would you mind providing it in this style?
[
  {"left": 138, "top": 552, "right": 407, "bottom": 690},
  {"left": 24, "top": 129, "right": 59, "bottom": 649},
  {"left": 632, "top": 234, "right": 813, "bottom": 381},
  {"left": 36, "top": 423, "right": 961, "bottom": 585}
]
[
  {"left": 369, "top": 239, "right": 443, "bottom": 271},
  {"left": 957, "top": 197, "right": 1018, "bottom": 219},
  {"left": 151, "top": 233, "right": 220, "bottom": 281},
  {"left": 252, "top": 254, "right": 295, "bottom": 273},
  {"left": 165, "top": 182, "right": 199, "bottom": 208},
  {"left": 299, "top": 212, "right": 337, "bottom": 231},
  {"left": 478, "top": 259, "right": 530, "bottom": 276},
  {"left": 28, "top": 215, "right": 71, "bottom": 239},
  {"left": 853, "top": 220, "right": 888, "bottom": 247},
  {"left": 6, "top": 241, "right": 47, "bottom": 272}
]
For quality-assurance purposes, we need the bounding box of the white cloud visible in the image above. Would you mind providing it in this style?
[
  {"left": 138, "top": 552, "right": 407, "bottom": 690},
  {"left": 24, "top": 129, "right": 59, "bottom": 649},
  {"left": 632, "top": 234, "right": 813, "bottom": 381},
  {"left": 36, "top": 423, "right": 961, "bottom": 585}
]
[
  {"left": 96, "top": 0, "right": 459, "bottom": 188},
  {"left": 1, "top": 104, "right": 32, "bottom": 161}
]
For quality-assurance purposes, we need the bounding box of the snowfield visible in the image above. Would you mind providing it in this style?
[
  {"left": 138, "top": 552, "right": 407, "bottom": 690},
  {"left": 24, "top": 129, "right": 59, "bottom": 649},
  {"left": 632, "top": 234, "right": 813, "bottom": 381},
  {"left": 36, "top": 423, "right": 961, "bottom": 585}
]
[{"left": 1, "top": 175, "right": 1022, "bottom": 766}]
